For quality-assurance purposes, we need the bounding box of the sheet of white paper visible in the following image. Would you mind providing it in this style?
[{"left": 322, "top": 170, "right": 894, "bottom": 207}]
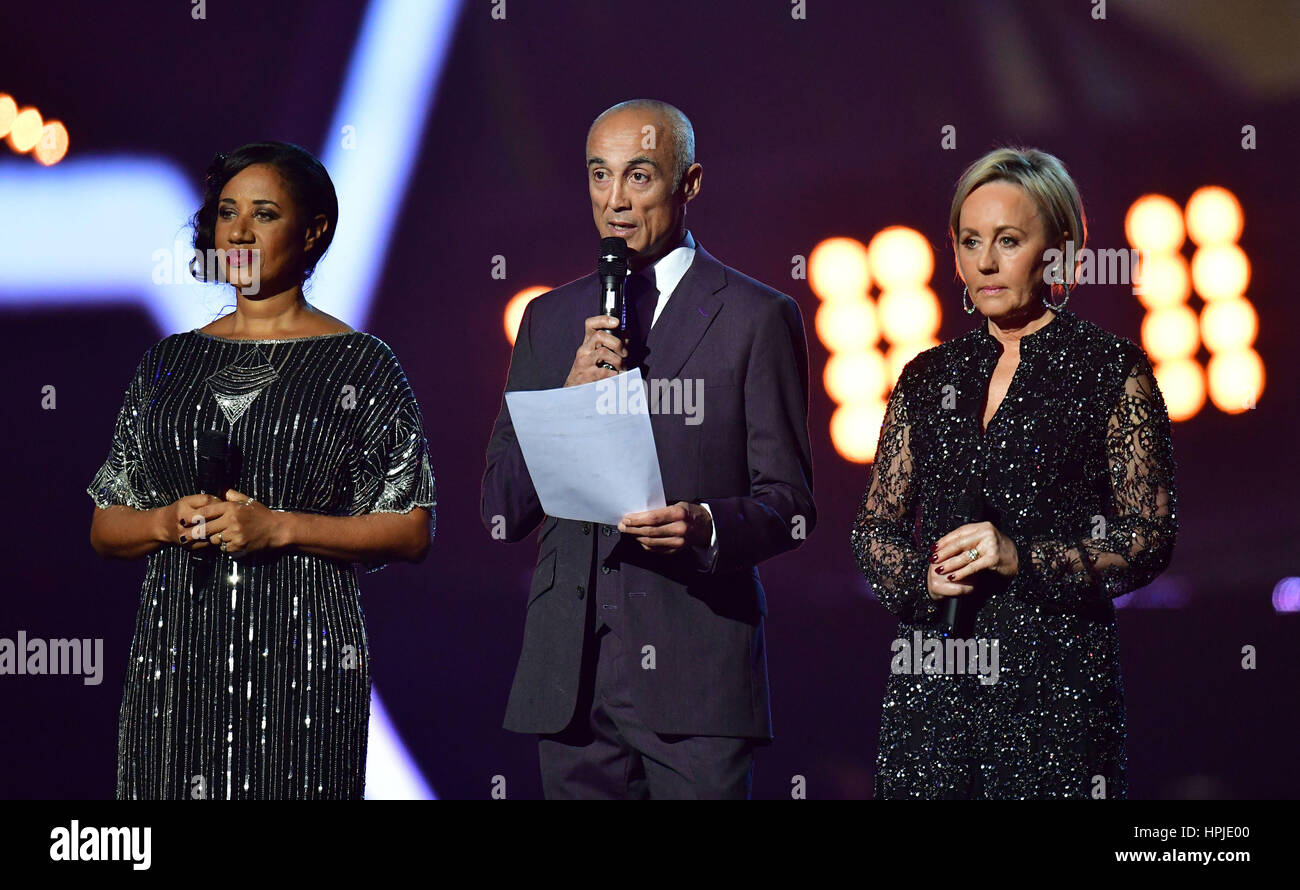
[{"left": 505, "top": 369, "right": 667, "bottom": 526}]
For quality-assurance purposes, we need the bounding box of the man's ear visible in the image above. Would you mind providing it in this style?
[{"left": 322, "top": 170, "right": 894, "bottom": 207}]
[{"left": 680, "top": 162, "right": 703, "bottom": 204}]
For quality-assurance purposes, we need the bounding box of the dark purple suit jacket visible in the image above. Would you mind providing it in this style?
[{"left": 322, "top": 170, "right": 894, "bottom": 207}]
[{"left": 481, "top": 242, "right": 815, "bottom": 738}]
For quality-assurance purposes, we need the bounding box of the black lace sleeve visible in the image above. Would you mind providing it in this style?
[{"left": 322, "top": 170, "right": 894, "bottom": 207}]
[
  {"left": 850, "top": 363, "right": 942, "bottom": 623},
  {"left": 1008, "top": 354, "right": 1178, "bottom": 607}
]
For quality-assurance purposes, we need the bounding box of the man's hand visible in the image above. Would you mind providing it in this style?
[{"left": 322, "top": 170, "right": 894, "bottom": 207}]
[
  {"left": 618, "top": 501, "right": 712, "bottom": 555},
  {"left": 564, "top": 315, "right": 627, "bottom": 387}
]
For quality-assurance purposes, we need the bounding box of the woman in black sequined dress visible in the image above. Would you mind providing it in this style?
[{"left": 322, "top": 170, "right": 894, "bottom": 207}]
[
  {"left": 88, "top": 142, "right": 436, "bottom": 799},
  {"left": 852, "top": 148, "right": 1178, "bottom": 799}
]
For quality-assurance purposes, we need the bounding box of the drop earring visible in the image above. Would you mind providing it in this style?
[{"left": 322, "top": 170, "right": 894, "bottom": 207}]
[
  {"left": 962, "top": 285, "right": 975, "bottom": 315},
  {"left": 1045, "top": 266, "right": 1070, "bottom": 311}
]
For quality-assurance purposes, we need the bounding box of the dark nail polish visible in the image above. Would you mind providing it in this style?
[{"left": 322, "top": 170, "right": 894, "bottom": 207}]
[
  {"left": 937, "top": 565, "right": 945, "bottom": 573},
  {"left": 180, "top": 535, "right": 187, "bottom": 543},
  {"left": 947, "top": 574, "right": 955, "bottom": 581},
  {"left": 931, "top": 554, "right": 939, "bottom": 563}
]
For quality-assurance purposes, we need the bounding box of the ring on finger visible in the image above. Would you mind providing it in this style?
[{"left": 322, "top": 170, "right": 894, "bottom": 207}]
[{"left": 966, "top": 547, "right": 979, "bottom": 563}]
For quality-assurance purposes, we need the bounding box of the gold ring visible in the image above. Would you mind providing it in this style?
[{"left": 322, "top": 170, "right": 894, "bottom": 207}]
[{"left": 966, "top": 548, "right": 979, "bottom": 562}]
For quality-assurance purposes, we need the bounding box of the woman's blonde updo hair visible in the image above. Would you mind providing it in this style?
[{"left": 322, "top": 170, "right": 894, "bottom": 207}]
[{"left": 949, "top": 147, "right": 1087, "bottom": 298}]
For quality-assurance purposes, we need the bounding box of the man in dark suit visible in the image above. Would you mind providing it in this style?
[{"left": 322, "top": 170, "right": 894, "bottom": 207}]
[{"left": 481, "top": 99, "right": 815, "bottom": 799}]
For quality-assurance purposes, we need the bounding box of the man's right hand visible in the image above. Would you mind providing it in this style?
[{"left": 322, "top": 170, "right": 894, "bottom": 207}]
[{"left": 563, "top": 315, "right": 627, "bottom": 387}]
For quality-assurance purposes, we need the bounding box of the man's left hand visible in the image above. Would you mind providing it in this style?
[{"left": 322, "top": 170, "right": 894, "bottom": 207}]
[{"left": 618, "top": 501, "right": 712, "bottom": 555}]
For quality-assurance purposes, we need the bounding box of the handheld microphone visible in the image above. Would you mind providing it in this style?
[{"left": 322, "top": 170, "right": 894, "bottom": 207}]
[
  {"left": 192, "top": 431, "right": 238, "bottom": 591},
  {"left": 596, "top": 237, "right": 629, "bottom": 373},
  {"left": 941, "top": 475, "right": 989, "bottom": 636},
  {"left": 598, "top": 236, "right": 628, "bottom": 326}
]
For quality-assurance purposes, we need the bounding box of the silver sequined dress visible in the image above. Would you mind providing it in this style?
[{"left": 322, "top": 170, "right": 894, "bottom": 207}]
[
  {"left": 87, "top": 330, "right": 436, "bottom": 799},
  {"left": 852, "top": 308, "right": 1178, "bottom": 799}
]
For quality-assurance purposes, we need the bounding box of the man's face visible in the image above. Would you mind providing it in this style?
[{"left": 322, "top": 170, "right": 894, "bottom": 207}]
[{"left": 586, "top": 109, "right": 691, "bottom": 267}]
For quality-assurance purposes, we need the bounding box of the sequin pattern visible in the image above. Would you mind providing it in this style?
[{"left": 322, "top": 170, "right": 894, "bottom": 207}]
[
  {"left": 87, "top": 330, "right": 437, "bottom": 799},
  {"left": 850, "top": 308, "right": 1178, "bottom": 799}
]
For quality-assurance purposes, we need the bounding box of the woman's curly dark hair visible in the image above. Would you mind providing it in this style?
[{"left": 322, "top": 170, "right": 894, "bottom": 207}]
[{"left": 189, "top": 141, "right": 339, "bottom": 285}]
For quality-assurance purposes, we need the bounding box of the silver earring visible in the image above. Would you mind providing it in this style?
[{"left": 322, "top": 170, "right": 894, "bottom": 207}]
[
  {"left": 1045, "top": 267, "right": 1070, "bottom": 311},
  {"left": 962, "top": 285, "right": 975, "bottom": 315}
]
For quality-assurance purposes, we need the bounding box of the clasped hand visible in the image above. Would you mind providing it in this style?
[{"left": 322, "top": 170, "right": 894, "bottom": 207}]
[
  {"left": 926, "top": 521, "right": 1019, "bottom": 601},
  {"left": 172, "top": 489, "right": 283, "bottom": 557}
]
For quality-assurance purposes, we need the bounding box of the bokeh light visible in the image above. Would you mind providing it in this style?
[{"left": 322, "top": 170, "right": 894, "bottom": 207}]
[
  {"left": 1191, "top": 243, "right": 1250, "bottom": 301},
  {"left": 815, "top": 297, "right": 878, "bottom": 353},
  {"left": 1200, "top": 297, "right": 1257, "bottom": 353},
  {"left": 867, "top": 226, "right": 933, "bottom": 290},
  {"left": 1206, "top": 348, "right": 1264, "bottom": 414},
  {"left": 503, "top": 285, "right": 550, "bottom": 345},
  {"left": 1134, "top": 253, "right": 1190, "bottom": 309},
  {"left": 808, "top": 237, "right": 870, "bottom": 302},
  {"left": 34, "top": 121, "right": 69, "bottom": 165},
  {"left": 1125, "top": 194, "right": 1185, "bottom": 254},
  {"left": 831, "top": 400, "right": 887, "bottom": 464},
  {"left": 1141, "top": 304, "right": 1201, "bottom": 362},
  {"left": 1152, "top": 358, "right": 1206, "bottom": 422},
  {"left": 1185, "top": 185, "right": 1244, "bottom": 247}
]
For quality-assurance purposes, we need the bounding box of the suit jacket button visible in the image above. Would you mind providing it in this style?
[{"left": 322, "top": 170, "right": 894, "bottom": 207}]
[
  {"left": 602, "top": 526, "right": 612, "bottom": 536},
  {"left": 581, "top": 522, "right": 591, "bottom": 534},
  {"left": 576, "top": 585, "right": 585, "bottom": 599},
  {"left": 601, "top": 566, "right": 611, "bottom": 575}
]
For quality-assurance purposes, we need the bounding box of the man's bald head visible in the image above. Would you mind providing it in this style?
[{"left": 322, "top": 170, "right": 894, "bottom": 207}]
[{"left": 588, "top": 99, "right": 696, "bottom": 192}]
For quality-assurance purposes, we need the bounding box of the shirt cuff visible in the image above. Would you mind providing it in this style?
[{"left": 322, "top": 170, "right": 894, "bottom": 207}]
[{"left": 695, "top": 501, "right": 719, "bottom": 571}]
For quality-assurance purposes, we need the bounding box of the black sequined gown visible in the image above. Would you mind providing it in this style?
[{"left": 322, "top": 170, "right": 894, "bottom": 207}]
[
  {"left": 87, "top": 330, "right": 436, "bottom": 799},
  {"left": 851, "top": 307, "right": 1178, "bottom": 799}
]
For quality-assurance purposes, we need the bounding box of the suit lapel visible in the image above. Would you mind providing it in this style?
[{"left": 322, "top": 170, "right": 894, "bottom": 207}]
[{"left": 643, "top": 243, "right": 726, "bottom": 381}]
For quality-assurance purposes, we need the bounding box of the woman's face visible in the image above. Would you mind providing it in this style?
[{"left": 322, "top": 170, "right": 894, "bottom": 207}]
[
  {"left": 214, "top": 163, "right": 323, "bottom": 295},
  {"left": 955, "top": 181, "right": 1059, "bottom": 321}
]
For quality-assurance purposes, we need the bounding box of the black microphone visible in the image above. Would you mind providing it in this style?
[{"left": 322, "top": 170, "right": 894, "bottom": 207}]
[
  {"left": 941, "top": 475, "right": 989, "bottom": 636},
  {"left": 597, "top": 237, "right": 629, "bottom": 372},
  {"left": 192, "top": 431, "right": 237, "bottom": 589}
]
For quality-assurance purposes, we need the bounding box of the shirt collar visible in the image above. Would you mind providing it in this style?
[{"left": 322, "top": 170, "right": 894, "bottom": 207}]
[
  {"left": 978, "top": 306, "right": 1075, "bottom": 357},
  {"left": 634, "top": 230, "right": 696, "bottom": 301}
]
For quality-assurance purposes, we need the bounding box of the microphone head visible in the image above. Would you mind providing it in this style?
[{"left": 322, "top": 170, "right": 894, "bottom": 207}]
[
  {"left": 597, "top": 236, "right": 628, "bottom": 278},
  {"left": 197, "top": 429, "right": 228, "bottom": 456}
]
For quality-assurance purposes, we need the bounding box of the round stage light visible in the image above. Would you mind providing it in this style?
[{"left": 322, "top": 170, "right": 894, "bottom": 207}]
[
  {"left": 1200, "top": 297, "right": 1257, "bottom": 354},
  {"left": 503, "top": 285, "right": 551, "bottom": 345},
  {"left": 809, "top": 237, "right": 871, "bottom": 302},
  {"left": 815, "top": 297, "right": 878, "bottom": 353},
  {"left": 867, "top": 226, "right": 934, "bottom": 291},
  {"left": 824, "top": 349, "right": 887, "bottom": 404},
  {"left": 831, "top": 400, "right": 886, "bottom": 464},
  {"left": 1141, "top": 304, "right": 1200, "bottom": 362},
  {"left": 1125, "top": 194, "right": 1185, "bottom": 254},
  {"left": 1191, "top": 243, "right": 1250, "bottom": 301},
  {"left": 1207, "top": 348, "right": 1264, "bottom": 414},
  {"left": 1185, "top": 185, "right": 1243, "bottom": 247}
]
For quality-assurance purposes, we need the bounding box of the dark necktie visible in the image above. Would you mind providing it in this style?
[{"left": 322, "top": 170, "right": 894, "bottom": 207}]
[{"left": 623, "top": 269, "right": 658, "bottom": 370}]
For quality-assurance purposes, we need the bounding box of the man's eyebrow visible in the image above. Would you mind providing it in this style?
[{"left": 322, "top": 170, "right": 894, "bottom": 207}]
[
  {"left": 586, "top": 156, "right": 661, "bottom": 170},
  {"left": 218, "top": 197, "right": 282, "bottom": 207}
]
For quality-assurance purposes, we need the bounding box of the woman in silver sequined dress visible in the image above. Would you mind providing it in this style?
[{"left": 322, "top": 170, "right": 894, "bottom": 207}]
[
  {"left": 852, "top": 147, "right": 1178, "bottom": 799},
  {"left": 87, "top": 142, "right": 436, "bottom": 799}
]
